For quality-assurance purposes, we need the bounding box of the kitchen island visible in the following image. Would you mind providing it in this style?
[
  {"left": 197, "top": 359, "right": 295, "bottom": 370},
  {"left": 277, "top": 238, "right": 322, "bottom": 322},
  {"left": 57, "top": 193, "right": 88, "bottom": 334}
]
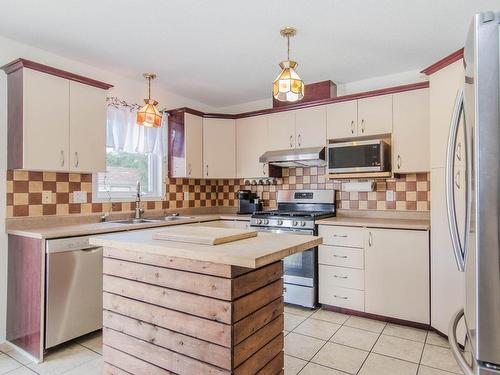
[{"left": 89, "top": 227, "right": 321, "bottom": 375}]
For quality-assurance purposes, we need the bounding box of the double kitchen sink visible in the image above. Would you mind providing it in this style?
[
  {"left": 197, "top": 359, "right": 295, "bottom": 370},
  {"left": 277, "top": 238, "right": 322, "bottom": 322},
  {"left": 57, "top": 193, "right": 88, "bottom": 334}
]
[{"left": 106, "top": 215, "right": 195, "bottom": 225}]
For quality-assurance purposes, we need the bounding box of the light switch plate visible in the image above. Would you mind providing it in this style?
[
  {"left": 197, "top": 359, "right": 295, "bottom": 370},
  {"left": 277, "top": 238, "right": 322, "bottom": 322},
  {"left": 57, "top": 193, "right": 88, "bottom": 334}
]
[
  {"left": 386, "top": 190, "right": 395, "bottom": 202},
  {"left": 73, "top": 191, "right": 87, "bottom": 204},
  {"left": 42, "top": 191, "right": 52, "bottom": 204},
  {"left": 183, "top": 192, "right": 189, "bottom": 201}
]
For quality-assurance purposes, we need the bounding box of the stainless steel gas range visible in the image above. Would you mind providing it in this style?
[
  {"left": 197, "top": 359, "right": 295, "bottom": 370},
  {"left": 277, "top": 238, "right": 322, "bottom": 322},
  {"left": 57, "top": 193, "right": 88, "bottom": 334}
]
[{"left": 250, "top": 190, "right": 336, "bottom": 308}]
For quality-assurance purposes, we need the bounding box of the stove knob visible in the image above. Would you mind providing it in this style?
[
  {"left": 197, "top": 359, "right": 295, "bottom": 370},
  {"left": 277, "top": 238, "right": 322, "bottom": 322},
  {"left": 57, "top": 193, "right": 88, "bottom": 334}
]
[
  {"left": 257, "top": 219, "right": 262, "bottom": 225},
  {"left": 301, "top": 221, "right": 307, "bottom": 227},
  {"left": 264, "top": 219, "right": 269, "bottom": 225},
  {"left": 292, "top": 220, "right": 299, "bottom": 226},
  {"left": 277, "top": 219, "right": 283, "bottom": 225}
]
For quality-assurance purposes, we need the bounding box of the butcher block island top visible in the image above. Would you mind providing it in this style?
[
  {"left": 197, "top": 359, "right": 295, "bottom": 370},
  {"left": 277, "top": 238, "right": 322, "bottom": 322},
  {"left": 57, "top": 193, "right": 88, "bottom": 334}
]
[
  {"left": 89, "top": 225, "right": 321, "bottom": 268},
  {"left": 90, "top": 226, "right": 320, "bottom": 375}
]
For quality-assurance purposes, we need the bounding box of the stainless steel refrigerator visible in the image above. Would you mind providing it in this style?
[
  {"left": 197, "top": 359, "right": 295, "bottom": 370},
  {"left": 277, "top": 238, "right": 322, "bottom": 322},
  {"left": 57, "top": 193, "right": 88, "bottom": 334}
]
[{"left": 446, "top": 11, "right": 500, "bottom": 375}]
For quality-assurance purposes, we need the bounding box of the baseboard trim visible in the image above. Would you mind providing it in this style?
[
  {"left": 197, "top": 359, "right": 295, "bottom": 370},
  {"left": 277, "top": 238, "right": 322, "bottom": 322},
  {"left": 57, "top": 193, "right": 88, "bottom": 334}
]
[{"left": 321, "top": 304, "right": 430, "bottom": 331}]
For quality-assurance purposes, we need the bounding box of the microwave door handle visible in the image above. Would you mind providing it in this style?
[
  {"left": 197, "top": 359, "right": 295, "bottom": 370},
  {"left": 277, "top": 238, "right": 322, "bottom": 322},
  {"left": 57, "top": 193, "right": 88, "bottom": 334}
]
[{"left": 446, "top": 89, "right": 466, "bottom": 272}]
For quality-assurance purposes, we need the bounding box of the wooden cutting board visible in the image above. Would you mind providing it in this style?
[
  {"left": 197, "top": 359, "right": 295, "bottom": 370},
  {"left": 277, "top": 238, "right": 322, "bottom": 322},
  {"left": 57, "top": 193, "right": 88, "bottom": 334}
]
[{"left": 152, "top": 225, "right": 258, "bottom": 245}]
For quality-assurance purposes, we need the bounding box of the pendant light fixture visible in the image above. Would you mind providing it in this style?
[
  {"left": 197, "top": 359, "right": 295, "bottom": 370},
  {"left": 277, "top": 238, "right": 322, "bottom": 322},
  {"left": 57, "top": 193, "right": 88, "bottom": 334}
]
[
  {"left": 137, "top": 73, "right": 162, "bottom": 128},
  {"left": 273, "top": 26, "right": 304, "bottom": 102}
]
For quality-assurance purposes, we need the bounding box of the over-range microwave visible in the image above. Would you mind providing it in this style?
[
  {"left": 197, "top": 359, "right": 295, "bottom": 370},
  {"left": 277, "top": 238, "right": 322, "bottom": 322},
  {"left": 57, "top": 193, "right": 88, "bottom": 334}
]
[{"left": 327, "top": 139, "right": 391, "bottom": 174}]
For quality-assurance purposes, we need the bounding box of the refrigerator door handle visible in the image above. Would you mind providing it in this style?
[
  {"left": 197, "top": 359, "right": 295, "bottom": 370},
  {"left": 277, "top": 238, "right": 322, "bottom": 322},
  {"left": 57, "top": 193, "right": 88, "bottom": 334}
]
[
  {"left": 446, "top": 89, "right": 466, "bottom": 272},
  {"left": 449, "top": 308, "right": 474, "bottom": 375}
]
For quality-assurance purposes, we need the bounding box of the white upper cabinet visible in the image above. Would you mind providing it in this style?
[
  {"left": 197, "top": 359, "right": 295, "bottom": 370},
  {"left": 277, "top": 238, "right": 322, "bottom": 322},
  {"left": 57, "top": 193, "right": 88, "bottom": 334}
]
[
  {"left": 23, "top": 68, "right": 70, "bottom": 172},
  {"left": 236, "top": 115, "right": 269, "bottom": 178},
  {"left": 365, "top": 228, "right": 430, "bottom": 324},
  {"left": 203, "top": 118, "right": 236, "bottom": 178},
  {"left": 326, "top": 100, "right": 358, "bottom": 139},
  {"left": 326, "top": 95, "right": 391, "bottom": 140},
  {"left": 357, "top": 94, "right": 393, "bottom": 136},
  {"left": 169, "top": 112, "right": 203, "bottom": 179},
  {"left": 392, "top": 89, "right": 430, "bottom": 173},
  {"left": 295, "top": 106, "right": 327, "bottom": 148},
  {"left": 7, "top": 64, "right": 109, "bottom": 172},
  {"left": 69, "top": 81, "right": 107, "bottom": 173},
  {"left": 267, "top": 107, "right": 326, "bottom": 151},
  {"left": 184, "top": 113, "right": 204, "bottom": 179},
  {"left": 429, "top": 61, "right": 465, "bottom": 169},
  {"left": 267, "top": 111, "right": 296, "bottom": 150}
]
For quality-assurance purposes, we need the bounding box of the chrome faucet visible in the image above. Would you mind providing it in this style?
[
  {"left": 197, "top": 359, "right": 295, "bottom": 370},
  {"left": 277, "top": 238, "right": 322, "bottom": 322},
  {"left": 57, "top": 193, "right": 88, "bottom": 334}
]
[{"left": 135, "top": 181, "right": 144, "bottom": 220}]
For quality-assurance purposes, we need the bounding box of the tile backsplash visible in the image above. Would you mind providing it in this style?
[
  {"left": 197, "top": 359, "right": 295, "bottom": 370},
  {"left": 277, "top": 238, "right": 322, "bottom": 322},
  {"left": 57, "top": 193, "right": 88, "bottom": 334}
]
[{"left": 6, "top": 167, "right": 430, "bottom": 217}]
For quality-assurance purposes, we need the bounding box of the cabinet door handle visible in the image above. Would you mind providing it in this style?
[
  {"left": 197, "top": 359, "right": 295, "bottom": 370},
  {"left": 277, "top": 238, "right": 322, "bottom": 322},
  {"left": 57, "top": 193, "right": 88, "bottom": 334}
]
[
  {"left": 60, "top": 150, "right": 65, "bottom": 167},
  {"left": 361, "top": 119, "right": 365, "bottom": 133},
  {"left": 455, "top": 170, "right": 461, "bottom": 189},
  {"left": 333, "top": 275, "right": 348, "bottom": 279},
  {"left": 351, "top": 120, "right": 355, "bottom": 134},
  {"left": 333, "top": 234, "right": 348, "bottom": 238},
  {"left": 74, "top": 152, "right": 79, "bottom": 168},
  {"left": 333, "top": 295, "right": 348, "bottom": 300},
  {"left": 298, "top": 134, "right": 302, "bottom": 147},
  {"left": 289, "top": 135, "right": 293, "bottom": 148},
  {"left": 333, "top": 254, "right": 348, "bottom": 259},
  {"left": 456, "top": 142, "right": 462, "bottom": 161},
  {"left": 397, "top": 154, "right": 401, "bottom": 169},
  {"left": 263, "top": 163, "right": 267, "bottom": 175},
  {"left": 187, "top": 163, "right": 192, "bottom": 176},
  {"left": 206, "top": 164, "right": 209, "bottom": 177},
  {"left": 368, "top": 231, "right": 373, "bottom": 247}
]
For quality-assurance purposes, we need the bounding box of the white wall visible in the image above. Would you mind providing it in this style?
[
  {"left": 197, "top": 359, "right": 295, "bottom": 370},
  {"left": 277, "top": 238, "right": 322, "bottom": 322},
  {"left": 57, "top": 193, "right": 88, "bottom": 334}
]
[
  {"left": 0, "top": 35, "right": 226, "bottom": 343},
  {"left": 216, "top": 69, "right": 426, "bottom": 114}
]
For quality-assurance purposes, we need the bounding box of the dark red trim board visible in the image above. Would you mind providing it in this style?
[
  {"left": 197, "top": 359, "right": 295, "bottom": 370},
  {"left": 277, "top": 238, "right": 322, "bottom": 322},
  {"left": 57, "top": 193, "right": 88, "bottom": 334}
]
[
  {"left": 168, "top": 81, "right": 429, "bottom": 119},
  {"left": 272, "top": 80, "right": 337, "bottom": 108},
  {"left": 1, "top": 58, "right": 113, "bottom": 90},
  {"left": 421, "top": 48, "right": 464, "bottom": 76}
]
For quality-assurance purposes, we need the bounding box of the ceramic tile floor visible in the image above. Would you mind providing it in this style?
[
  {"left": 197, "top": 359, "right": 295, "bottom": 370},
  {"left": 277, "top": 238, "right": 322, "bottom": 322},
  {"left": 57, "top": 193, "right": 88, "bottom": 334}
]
[
  {"left": 0, "top": 307, "right": 465, "bottom": 375},
  {"left": 284, "top": 306, "right": 465, "bottom": 375}
]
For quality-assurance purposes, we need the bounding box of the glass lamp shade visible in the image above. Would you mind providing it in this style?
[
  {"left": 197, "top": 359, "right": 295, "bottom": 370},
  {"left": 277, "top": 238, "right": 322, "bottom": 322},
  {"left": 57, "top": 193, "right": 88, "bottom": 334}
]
[
  {"left": 273, "top": 60, "right": 305, "bottom": 102},
  {"left": 136, "top": 99, "right": 162, "bottom": 128}
]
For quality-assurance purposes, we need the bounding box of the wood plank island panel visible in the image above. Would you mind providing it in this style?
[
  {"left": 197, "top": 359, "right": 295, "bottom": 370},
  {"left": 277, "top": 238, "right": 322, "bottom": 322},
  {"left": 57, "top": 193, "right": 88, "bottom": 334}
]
[{"left": 102, "top": 251, "right": 285, "bottom": 375}]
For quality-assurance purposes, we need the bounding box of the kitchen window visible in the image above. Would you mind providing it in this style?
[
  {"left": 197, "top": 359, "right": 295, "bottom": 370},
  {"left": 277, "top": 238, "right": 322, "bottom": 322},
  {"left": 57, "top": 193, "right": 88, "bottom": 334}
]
[{"left": 93, "top": 100, "right": 166, "bottom": 201}]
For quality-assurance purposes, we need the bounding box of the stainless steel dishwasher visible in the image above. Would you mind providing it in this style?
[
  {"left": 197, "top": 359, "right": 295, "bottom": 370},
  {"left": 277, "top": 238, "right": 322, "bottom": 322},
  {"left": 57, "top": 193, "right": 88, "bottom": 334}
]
[{"left": 45, "top": 235, "right": 103, "bottom": 348}]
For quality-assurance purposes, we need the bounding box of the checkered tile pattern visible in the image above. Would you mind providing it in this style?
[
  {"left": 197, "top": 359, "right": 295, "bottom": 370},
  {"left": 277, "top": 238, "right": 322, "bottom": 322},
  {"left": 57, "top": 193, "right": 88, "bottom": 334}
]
[
  {"left": 6, "top": 167, "right": 430, "bottom": 217},
  {"left": 236, "top": 167, "right": 430, "bottom": 211}
]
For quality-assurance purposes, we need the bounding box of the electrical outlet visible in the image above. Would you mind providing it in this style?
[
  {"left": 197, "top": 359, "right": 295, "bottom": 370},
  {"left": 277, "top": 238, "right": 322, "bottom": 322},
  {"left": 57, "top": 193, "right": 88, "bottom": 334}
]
[
  {"left": 386, "top": 190, "right": 395, "bottom": 202},
  {"left": 183, "top": 192, "right": 189, "bottom": 201},
  {"left": 73, "top": 191, "right": 87, "bottom": 204},
  {"left": 42, "top": 190, "right": 52, "bottom": 204}
]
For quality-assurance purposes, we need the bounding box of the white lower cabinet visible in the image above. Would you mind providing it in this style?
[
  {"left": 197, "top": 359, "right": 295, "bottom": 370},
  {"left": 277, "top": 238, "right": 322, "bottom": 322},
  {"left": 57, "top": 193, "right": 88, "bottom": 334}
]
[
  {"left": 319, "top": 225, "right": 430, "bottom": 324},
  {"left": 318, "top": 245, "right": 364, "bottom": 269},
  {"left": 318, "top": 278, "right": 365, "bottom": 311},
  {"left": 364, "top": 228, "right": 430, "bottom": 324}
]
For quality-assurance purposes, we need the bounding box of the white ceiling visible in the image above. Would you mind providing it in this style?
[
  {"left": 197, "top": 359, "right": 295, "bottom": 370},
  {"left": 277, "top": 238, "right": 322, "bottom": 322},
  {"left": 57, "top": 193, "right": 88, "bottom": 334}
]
[{"left": 0, "top": 0, "right": 498, "bottom": 108}]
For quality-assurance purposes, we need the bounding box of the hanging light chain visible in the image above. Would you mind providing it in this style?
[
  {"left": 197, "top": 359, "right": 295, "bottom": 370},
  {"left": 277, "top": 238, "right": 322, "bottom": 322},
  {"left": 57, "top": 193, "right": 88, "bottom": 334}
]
[
  {"left": 148, "top": 75, "right": 152, "bottom": 100},
  {"left": 287, "top": 34, "right": 290, "bottom": 61}
]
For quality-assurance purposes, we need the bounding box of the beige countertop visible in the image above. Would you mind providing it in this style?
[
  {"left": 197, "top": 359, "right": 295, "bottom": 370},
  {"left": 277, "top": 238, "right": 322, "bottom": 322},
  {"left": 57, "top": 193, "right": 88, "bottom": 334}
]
[
  {"left": 89, "top": 228, "right": 321, "bottom": 268},
  {"left": 7, "top": 214, "right": 252, "bottom": 240},
  {"left": 316, "top": 216, "right": 430, "bottom": 230}
]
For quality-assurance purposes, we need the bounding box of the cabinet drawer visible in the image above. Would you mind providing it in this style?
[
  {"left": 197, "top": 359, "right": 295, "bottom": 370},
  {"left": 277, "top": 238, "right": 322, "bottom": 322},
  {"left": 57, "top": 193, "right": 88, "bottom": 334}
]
[
  {"left": 319, "top": 284, "right": 364, "bottom": 311},
  {"left": 319, "top": 225, "right": 364, "bottom": 248},
  {"left": 319, "top": 245, "right": 364, "bottom": 269},
  {"left": 319, "top": 264, "right": 364, "bottom": 291}
]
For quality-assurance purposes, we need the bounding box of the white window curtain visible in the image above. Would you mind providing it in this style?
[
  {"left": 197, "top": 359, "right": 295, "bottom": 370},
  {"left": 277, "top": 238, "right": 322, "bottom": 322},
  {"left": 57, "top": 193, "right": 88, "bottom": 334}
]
[{"left": 106, "top": 104, "right": 166, "bottom": 155}]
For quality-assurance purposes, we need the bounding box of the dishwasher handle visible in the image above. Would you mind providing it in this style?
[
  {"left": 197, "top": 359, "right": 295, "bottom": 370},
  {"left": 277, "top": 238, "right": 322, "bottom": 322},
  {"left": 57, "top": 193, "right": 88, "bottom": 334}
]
[{"left": 46, "top": 236, "right": 101, "bottom": 253}]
